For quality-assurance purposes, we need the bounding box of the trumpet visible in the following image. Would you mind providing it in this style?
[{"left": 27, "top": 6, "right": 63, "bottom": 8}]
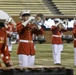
[
  {"left": 27, "top": 14, "right": 45, "bottom": 30},
  {"left": 59, "top": 21, "right": 67, "bottom": 29},
  {"left": 30, "top": 13, "right": 45, "bottom": 24},
  {"left": 55, "top": 19, "right": 67, "bottom": 29},
  {"left": 35, "top": 13, "right": 45, "bottom": 25}
]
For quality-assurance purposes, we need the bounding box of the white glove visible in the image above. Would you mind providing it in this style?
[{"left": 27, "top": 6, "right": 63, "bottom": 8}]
[
  {"left": 62, "top": 24, "right": 67, "bottom": 29},
  {"left": 5, "top": 24, "right": 8, "bottom": 28},
  {"left": 37, "top": 25, "right": 41, "bottom": 30},
  {"left": 5, "top": 56, "right": 9, "bottom": 59},
  {"left": 55, "top": 22, "right": 60, "bottom": 26},
  {"left": 22, "top": 16, "right": 35, "bottom": 27},
  {"left": 0, "top": 54, "right": 4, "bottom": 59},
  {"left": 28, "top": 16, "right": 35, "bottom": 21}
]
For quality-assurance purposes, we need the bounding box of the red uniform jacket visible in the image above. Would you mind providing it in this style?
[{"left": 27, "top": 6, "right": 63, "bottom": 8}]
[
  {"left": 51, "top": 26, "right": 67, "bottom": 44},
  {"left": 5, "top": 23, "right": 15, "bottom": 37},
  {"left": 16, "top": 22, "right": 44, "bottom": 55},
  {"left": 0, "top": 28, "right": 10, "bottom": 64},
  {"left": 72, "top": 24, "right": 76, "bottom": 47}
]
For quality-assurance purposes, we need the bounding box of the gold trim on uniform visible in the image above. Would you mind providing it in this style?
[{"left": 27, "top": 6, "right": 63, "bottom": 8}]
[{"left": 0, "top": 41, "right": 4, "bottom": 43}]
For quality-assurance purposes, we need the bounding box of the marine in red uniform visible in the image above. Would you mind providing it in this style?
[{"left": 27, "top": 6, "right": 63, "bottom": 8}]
[
  {"left": 50, "top": 18, "right": 67, "bottom": 65},
  {"left": 72, "top": 18, "right": 76, "bottom": 66},
  {"left": 16, "top": 10, "right": 44, "bottom": 67},
  {"left": 5, "top": 17, "right": 15, "bottom": 52},
  {"left": 0, "top": 21, "right": 12, "bottom": 67}
]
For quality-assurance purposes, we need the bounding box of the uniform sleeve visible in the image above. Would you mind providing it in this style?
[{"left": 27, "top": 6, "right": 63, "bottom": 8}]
[
  {"left": 33, "top": 28, "right": 44, "bottom": 35},
  {"left": 50, "top": 26, "right": 57, "bottom": 31},
  {"left": 12, "top": 24, "right": 15, "bottom": 32},
  {"left": 2, "top": 45, "right": 13, "bottom": 67},
  {"left": 1, "top": 36, "right": 10, "bottom": 63},
  {"left": 1, "top": 31, "right": 12, "bottom": 67},
  {"left": 16, "top": 22, "right": 24, "bottom": 33},
  {"left": 72, "top": 28, "right": 76, "bottom": 35},
  {"left": 61, "top": 29, "right": 67, "bottom": 32}
]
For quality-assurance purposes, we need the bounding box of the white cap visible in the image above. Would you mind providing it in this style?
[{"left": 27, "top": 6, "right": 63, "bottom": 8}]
[
  {"left": 5, "top": 17, "right": 12, "bottom": 24},
  {"left": 54, "top": 18, "right": 61, "bottom": 22},
  {"left": 5, "top": 17, "right": 12, "bottom": 23},
  {"left": 20, "top": 10, "right": 31, "bottom": 16}
]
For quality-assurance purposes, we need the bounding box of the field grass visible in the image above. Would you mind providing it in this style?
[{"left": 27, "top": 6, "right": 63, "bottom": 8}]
[{"left": 3, "top": 43, "right": 76, "bottom": 75}]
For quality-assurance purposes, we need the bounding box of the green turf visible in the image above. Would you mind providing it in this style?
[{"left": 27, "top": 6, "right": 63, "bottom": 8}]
[{"left": 9, "top": 43, "right": 76, "bottom": 75}]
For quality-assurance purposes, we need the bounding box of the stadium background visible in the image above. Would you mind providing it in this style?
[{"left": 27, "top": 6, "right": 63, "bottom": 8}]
[
  {"left": 0, "top": 0, "right": 75, "bottom": 43},
  {"left": 0, "top": 0, "right": 75, "bottom": 75}
]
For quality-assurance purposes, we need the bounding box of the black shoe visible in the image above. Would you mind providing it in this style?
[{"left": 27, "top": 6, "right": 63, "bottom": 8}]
[{"left": 55, "top": 63, "right": 61, "bottom": 65}]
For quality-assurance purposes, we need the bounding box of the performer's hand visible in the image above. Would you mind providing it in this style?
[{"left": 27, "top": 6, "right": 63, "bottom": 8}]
[
  {"left": 22, "top": 16, "right": 35, "bottom": 27},
  {"left": 28, "top": 16, "right": 35, "bottom": 21},
  {"left": 37, "top": 25, "right": 41, "bottom": 30},
  {"left": 0, "top": 54, "right": 4, "bottom": 59}
]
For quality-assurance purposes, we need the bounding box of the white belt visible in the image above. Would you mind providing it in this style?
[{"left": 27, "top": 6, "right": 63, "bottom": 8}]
[
  {"left": 52, "top": 35, "right": 62, "bottom": 37},
  {"left": 20, "top": 40, "right": 33, "bottom": 43}
]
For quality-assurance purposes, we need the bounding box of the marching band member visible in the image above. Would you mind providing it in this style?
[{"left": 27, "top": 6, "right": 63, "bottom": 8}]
[
  {"left": 0, "top": 22, "right": 13, "bottom": 67},
  {"left": 50, "top": 18, "right": 67, "bottom": 65},
  {"left": 5, "top": 17, "right": 15, "bottom": 52},
  {"left": 16, "top": 10, "right": 44, "bottom": 67},
  {"left": 72, "top": 17, "right": 76, "bottom": 66}
]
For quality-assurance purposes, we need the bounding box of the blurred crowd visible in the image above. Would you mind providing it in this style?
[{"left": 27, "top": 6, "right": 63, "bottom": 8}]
[{"left": 44, "top": 18, "right": 74, "bottom": 29}]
